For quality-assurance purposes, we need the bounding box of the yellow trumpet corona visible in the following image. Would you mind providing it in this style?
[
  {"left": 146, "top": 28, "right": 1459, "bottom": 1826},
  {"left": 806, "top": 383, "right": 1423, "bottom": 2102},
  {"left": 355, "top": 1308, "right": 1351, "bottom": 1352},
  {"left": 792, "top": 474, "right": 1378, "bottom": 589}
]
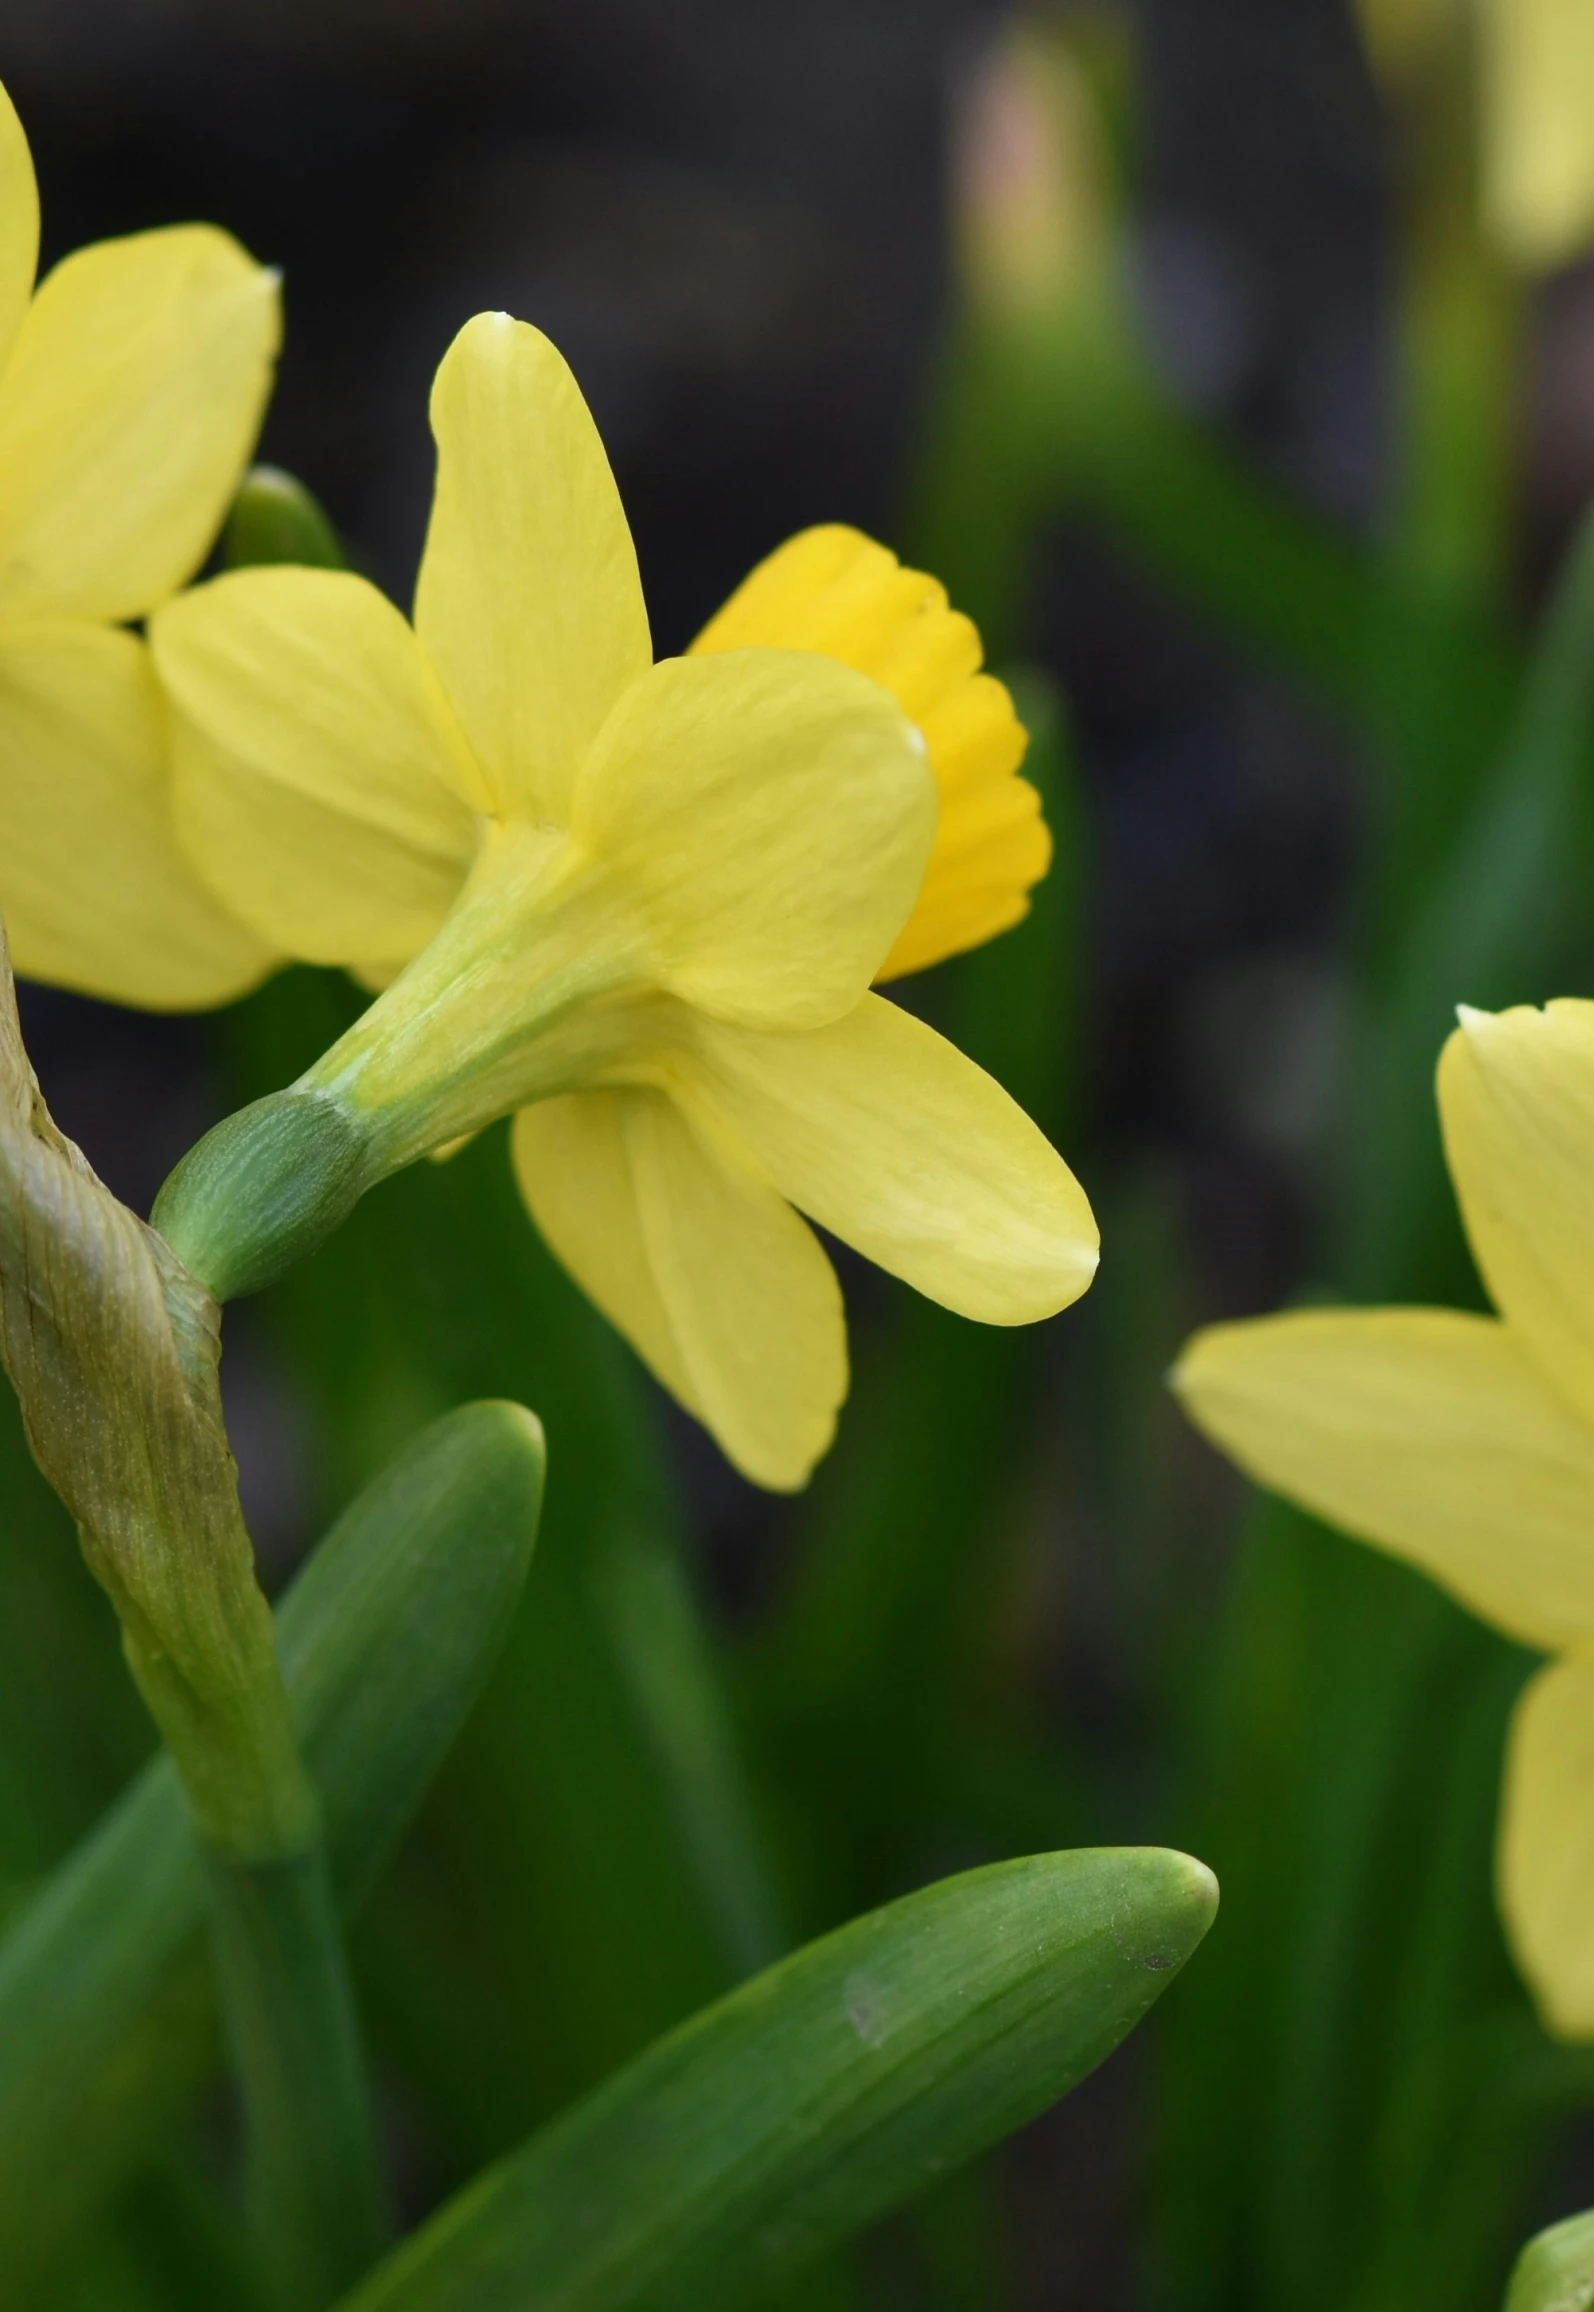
[
  {"left": 151, "top": 314, "right": 1097, "bottom": 1490},
  {"left": 1175, "top": 998, "right": 1594, "bottom": 2037}
]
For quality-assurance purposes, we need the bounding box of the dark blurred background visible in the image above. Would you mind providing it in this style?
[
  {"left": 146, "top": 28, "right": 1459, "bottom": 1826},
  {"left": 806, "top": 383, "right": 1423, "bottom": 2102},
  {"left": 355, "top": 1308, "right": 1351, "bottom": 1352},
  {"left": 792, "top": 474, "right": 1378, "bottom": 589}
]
[{"left": 13, "top": 1, "right": 1594, "bottom": 2301}]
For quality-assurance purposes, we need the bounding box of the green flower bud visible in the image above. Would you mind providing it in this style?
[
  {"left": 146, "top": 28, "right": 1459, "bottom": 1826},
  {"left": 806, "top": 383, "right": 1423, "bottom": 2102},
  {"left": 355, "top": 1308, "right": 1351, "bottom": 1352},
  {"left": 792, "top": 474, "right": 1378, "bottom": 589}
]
[
  {"left": 224, "top": 463, "right": 347, "bottom": 573},
  {"left": 154, "top": 1088, "right": 372, "bottom": 1302}
]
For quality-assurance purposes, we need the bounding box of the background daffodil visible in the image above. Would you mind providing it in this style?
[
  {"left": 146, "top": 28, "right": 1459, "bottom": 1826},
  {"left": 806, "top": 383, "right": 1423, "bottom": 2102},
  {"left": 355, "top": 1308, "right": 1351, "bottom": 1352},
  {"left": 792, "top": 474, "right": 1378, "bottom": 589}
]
[
  {"left": 0, "top": 78, "right": 280, "bottom": 1010},
  {"left": 149, "top": 312, "right": 1097, "bottom": 1490},
  {"left": 1357, "top": 0, "right": 1594, "bottom": 270},
  {"left": 1174, "top": 999, "right": 1594, "bottom": 2036}
]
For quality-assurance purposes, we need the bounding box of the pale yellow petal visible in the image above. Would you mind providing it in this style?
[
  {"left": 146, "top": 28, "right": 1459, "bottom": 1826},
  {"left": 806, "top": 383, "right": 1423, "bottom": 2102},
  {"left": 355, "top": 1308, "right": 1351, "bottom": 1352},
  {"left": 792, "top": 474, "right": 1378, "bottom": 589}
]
[
  {"left": 1173, "top": 1306, "right": 1594, "bottom": 1652},
  {"left": 0, "top": 621, "right": 274, "bottom": 1010},
  {"left": 0, "top": 228, "right": 279, "bottom": 621},
  {"left": 691, "top": 525, "right": 1049, "bottom": 978},
  {"left": 513, "top": 1088, "right": 845, "bottom": 1490},
  {"left": 1438, "top": 1001, "right": 1594, "bottom": 1427},
  {"left": 414, "top": 313, "right": 651, "bottom": 823},
  {"left": 678, "top": 992, "right": 1098, "bottom": 1324},
  {"left": 573, "top": 650, "right": 935, "bottom": 1030},
  {"left": 0, "top": 82, "right": 39, "bottom": 377},
  {"left": 1500, "top": 1657, "right": 1594, "bottom": 2038},
  {"left": 1482, "top": 0, "right": 1594, "bottom": 270},
  {"left": 151, "top": 567, "right": 482, "bottom": 970}
]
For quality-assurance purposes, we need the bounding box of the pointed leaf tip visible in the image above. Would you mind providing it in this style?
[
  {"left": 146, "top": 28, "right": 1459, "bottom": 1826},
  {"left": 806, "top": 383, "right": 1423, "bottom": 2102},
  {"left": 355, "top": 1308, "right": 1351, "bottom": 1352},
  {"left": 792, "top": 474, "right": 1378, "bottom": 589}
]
[
  {"left": 333, "top": 1844, "right": 1217, "bottom": 2312},
  {"left": 1505, "top": 2205, "right": 1594, "bottom": 2311}
]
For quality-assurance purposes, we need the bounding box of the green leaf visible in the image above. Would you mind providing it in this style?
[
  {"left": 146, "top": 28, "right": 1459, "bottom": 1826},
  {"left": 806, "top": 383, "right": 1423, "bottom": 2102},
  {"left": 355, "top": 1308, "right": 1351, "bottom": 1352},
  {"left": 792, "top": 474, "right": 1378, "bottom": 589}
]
[
  {"left": 338, "top": 1846, "right": 1216, "bottom": 2312},
  {"left": 224, "top": 466, "right": 348, "bottom": 572},
  {"left": 1505, "top": 2207, "right": 1594, "bottom": 2311},
  {"left": 0, "top": 1398, "right": 544, "bottom": 2294}
]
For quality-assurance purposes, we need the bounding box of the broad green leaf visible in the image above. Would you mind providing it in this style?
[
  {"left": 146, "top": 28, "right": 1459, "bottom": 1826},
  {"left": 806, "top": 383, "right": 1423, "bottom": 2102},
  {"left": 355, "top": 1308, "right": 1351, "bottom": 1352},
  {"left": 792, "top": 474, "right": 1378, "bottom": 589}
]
[
  {"left": 338, "top": 1845, "right": 1216, "bottom": 2312},
  {"left": 1505, "top": 2206, "right": 1594, "bottom": 2310},
  {"left": 0, "top": 1398, "right": 544, "bottom": 2293}
]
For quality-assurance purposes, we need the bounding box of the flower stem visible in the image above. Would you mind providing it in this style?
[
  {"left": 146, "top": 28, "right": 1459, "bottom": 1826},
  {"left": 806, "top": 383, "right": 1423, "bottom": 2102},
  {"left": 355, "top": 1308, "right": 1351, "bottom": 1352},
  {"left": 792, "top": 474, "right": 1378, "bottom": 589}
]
[{"left": 205, "top": 1840, "right": 388, "bottom": 2310}]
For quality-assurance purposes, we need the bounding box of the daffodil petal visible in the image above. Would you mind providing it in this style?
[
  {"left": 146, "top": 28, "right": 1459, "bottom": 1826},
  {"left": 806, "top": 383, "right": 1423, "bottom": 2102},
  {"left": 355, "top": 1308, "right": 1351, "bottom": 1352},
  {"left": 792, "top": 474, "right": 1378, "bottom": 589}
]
[
  {"left": 1500, "top": 1657, "right": 1594, "bottom": 2038},
  {"left": 513, "top": 1088, "right": 846, "bottom": 1490},
  {"left": 414, "top": 313, "right": 651, "bottom": 823},
  {"left": 573, "top": 650, "right": 935, "bottom": 1031},
  {"left": 1438, "top": 1001, "right": 1594, "bottom": 1428},
  {"left": 0, "top": 620, "right": 274, "bottom": 1010},
  {"left": 878, "top": 740, "right": 1051, "bottom": 980},
  {"left": 1483, "top": 0, "right": 1594, "bottom": 271},
  {"left": 0, "top": 227, "right": 279, "bottom": 622},
  {"left": 0, "top": 82, "right": 39, "bottom": 379},
  {"left": 1173, "top": 1306, "right": 1594, "bottom": 1653},
  {"left": 691, "top": 525, "right": 1048, "bottom": 979},
  {"left": 152, "top": 567, "right": 482, "bottom": 970},
  {"left": 680, "top": 992, "right": 1098, "bottom": 1323}
]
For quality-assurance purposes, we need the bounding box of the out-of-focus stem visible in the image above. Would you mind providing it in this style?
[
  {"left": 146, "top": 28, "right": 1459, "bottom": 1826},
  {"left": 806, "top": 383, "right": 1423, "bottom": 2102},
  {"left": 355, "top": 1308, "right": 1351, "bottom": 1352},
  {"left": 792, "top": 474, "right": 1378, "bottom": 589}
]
[{"left": 206, "top": 1839, "right": 388, "bottom": 2311}]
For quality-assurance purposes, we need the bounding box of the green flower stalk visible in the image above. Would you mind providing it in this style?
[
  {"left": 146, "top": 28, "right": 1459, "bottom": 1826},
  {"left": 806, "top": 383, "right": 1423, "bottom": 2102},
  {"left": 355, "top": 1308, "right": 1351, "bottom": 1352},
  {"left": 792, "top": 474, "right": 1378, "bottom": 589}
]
[
  {"left": 0, "top": 916, "right": 384, "bottom": 2302},
  {"left": 0, "top": 918, "right": 310, "bottom": 1855}
]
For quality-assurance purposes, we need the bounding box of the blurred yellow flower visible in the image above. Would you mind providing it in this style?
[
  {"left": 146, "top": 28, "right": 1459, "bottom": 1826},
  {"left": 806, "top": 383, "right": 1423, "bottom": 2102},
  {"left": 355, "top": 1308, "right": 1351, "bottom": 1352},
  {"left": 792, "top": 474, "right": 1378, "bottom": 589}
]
[
  {"left": 948, "top": 18, "right": 1112, "bottom": 328},
  {"left": 1174, "top": 1000, "right": 1594, "bottom": 2037},
  {"left": 1358, "top": 0, "right": 1594, "bottom": 271},
  {"left": 152, "top": 314, "right": 1097, "bottom": 1489},
  {"left": 0, "top": 77, "right": 280, "bottom": 1008}
]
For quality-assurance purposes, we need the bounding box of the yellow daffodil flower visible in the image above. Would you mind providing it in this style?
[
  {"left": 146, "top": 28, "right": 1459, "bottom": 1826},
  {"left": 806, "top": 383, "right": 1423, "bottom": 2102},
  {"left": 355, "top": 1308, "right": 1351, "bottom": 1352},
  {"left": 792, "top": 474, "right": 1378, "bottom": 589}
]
[
  {"left": 149, "top": 313, "right": 1097, "bottom": 1490},
  {"left": 1358, "top": 0, "right": 1594, "bottom": 271},
  {"left": 0, "top": 78, "right": 280, "bottom": 1008},
  {"left": 688, "top": 523, "right": 1050, "bottom": 980},
  {"left": 1174, "top": 999, "right": 1594, "bottom": 2037}
]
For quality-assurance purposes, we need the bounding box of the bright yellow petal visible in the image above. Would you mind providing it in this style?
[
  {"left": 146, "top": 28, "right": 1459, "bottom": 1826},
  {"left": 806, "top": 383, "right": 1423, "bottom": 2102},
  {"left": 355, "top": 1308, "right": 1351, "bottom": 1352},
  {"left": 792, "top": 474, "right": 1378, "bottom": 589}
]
[
  {"left": 573, "top": 649, "right": 935, "bottom": 1030},
  {"left": 678, "top": 991, "right": 1098, "bottom": 1324},
  {"left": 414, "top": 313, "right": 651, "bottom": 824},
  {"left": 1438, "top": 1001, "right": 1594, "bottom": 1428},
  {"left": 513, "top": 1088, "right": 846, "bottom": 1490},
  {"left": 1500, "top": 1657, "right": 1594, "bottom": 2038},
  {"left": 1173, "top": 1306, "right": 1594, "bottom": 1652},
  {"left": 0, "top": 228, "right": 279, "bottom": 622},
  {"left": 691, "top": 525, "right": 1048, "bottom": 978},
  {"left": 1482, "top": 0, "right": 1594, "bottom": 270},
  {"left": 0, "top": 620, "right": 274, "bottom": 1010},
  {"left": 0, "top": 82, "right": 39, "bottom": 377},
  {"left": 151, "top": 567, "right": 482, "bottom": 971}
]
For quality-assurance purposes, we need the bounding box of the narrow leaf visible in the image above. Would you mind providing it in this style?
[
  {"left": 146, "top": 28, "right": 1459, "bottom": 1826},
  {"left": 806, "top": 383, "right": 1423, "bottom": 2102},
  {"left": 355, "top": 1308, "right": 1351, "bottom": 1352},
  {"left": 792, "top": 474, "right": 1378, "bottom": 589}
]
[{"left": 339, "top": 1845, "right": 1216, "bottom": 2312}]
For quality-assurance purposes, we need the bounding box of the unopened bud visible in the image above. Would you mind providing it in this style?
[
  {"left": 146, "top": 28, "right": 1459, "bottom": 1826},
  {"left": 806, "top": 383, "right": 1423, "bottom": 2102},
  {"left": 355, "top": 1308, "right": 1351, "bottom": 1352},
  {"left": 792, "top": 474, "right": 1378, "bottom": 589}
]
[
  {"left": 224, "top": 463, "right": 347, "bottom": 572},
  {"left": 952, "top": 20, "right": 1114, "bottom": 328},
  {"left": 154, "top": 1088, "right": 372, "bottom": 1302}
]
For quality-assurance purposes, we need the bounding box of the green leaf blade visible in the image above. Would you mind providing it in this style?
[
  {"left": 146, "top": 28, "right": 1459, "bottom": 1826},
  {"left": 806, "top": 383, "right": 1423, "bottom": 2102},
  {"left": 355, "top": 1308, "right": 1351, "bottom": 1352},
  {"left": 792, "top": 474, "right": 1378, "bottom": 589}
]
[
  {"left": 341, "top": 1845, "right": 1216, "bottom": 2312},
  {"left": 0, "top": 1398, "right": 544, "bottom": 2292},
  {"left": 1505, "top": 2207, "right": 1594, "bottom": 2312}
]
